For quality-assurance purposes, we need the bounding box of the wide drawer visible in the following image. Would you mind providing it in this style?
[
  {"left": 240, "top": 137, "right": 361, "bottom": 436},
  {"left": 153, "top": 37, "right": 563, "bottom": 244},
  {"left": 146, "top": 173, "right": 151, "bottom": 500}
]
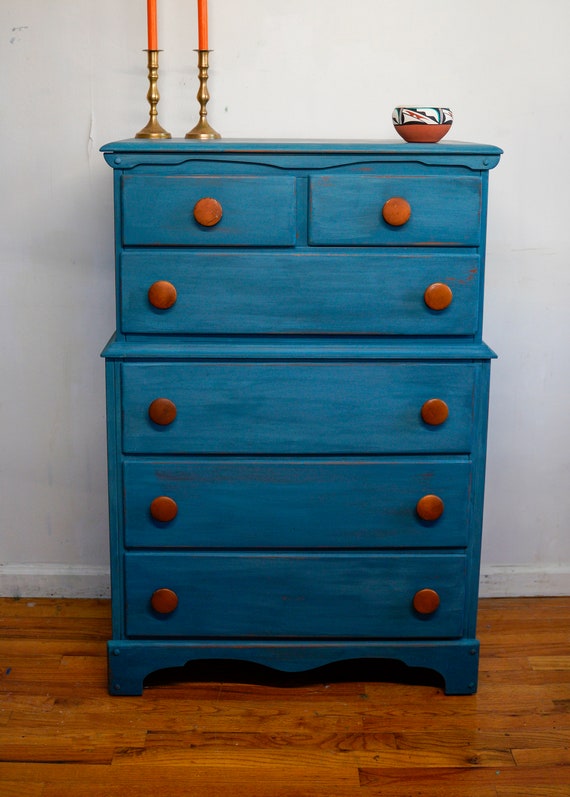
[
  {"left": 121, "top": 175, "right": 297, "bottom": 247},
  {"left": 124, "top": 552, "right": 467, "bottom": 639},
  {"left": 121, "top": 361, "right": 481, "bottom": 455},
  {"left": 120, "top": 251, "right": 481, "bottom": 336},
  {"left": 309, "top": 175, "right": 482, "bottom": 246},
  {"left": 123, "top": 457, "right": 472, "bottom": 549}
]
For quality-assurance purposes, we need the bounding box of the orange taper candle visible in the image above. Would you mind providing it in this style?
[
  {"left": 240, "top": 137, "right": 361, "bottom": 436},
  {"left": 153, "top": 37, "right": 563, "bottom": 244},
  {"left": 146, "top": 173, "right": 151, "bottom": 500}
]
[
  {"left": 147, "top": 0, "right": 158, "bottom": 50},
  {"left": 197, "top": 0, "right": 208, "bottom": 50}
]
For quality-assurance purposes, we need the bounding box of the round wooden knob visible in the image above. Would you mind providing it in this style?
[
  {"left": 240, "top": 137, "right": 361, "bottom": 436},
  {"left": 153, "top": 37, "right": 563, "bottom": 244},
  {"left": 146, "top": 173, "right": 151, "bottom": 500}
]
[
  {"left": 421, "top": 398, "right": 449, "bottom": 426},
  {"left": 424, "top": 283, "right": 453, "bottom": 311},
  {"left": 413, "top": 588, "right": 441, "bottom": 615},
  {"left": 150, "top": 496, "right": 178, "bottom": 523},
  {"left": 193, "top": 197, "right": 223, "bottom": 227},
  {"left": 382, "top": 197, "right": 411, "bottom": 227},
  {"left": 148, "top": 398, "right": 177, "bottom": 426},
  {"left": 416, "top": 494, "right": 445, "bottom": 521},
  {"left": 151, "top": 588, "right": 179, "bottom": 614},
  {"left": 148, "top": 280, "right": 177, "bottom": 310}
]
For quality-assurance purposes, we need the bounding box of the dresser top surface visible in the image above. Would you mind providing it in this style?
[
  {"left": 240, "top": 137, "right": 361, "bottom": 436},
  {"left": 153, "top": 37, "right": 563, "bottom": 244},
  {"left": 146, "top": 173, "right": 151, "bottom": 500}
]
[{"left": 101, "top": 139, "right": 502, "bottom": 170}]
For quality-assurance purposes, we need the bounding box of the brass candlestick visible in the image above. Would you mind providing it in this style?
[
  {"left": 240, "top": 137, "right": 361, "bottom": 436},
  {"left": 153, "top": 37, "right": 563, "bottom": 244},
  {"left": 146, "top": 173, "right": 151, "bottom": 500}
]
[
  {"left": 186, "top": 49, "right": 221, "bottom": 139},
  {"left": 136, "top": 49, "right": 171, "bottom": 139}
]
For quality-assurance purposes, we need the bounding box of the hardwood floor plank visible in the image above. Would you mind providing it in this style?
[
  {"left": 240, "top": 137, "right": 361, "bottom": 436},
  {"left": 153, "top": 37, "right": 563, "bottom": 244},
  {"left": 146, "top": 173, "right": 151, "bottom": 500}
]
[
  {"left": 511, "top": 746, "right": 570, "bottom": 766},
  {"left": 498, "top": 789, "right": 570, "bottom": 797},
  {"left": 0, "top": 639, "right": 105, "bottom": 657},
  {"left": 1, "top": 762, "right": 360, "bottom": 795},
  {"left": 529, "top": 656, "right": 570, "bottom": 671},
  {"left": 359, "top": 765, "right": 570, "bottom": 795},
  {"left": 0, "top": 742, "right": 115, "bottom": 765},
  {"left": 0, "top": 598, "right": 110, "bottom": 618},
  {"left": 0, "top": 783, "right": 44, "bottom": 797},
  {"left": 142, "top": 729, "right": 396, "bottom": 750},
  {"left": 0, "top": 619, "right": 109, "bottom": 641},
  {"left": 111, "top": 743, "right": 514, "bottom": 770},
  {"left": 40, "top": 784, "right": 362, "bottom": 797}
]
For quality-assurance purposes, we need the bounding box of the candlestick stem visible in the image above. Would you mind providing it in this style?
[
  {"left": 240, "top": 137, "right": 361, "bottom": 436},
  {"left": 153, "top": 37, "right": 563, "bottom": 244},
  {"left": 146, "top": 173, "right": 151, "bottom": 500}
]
[
  {"left": 136, "top": 49, "right": 171, "bottom": 139},
  {"left": 185, "top": 49, "right": 221, "bottom": 139}
]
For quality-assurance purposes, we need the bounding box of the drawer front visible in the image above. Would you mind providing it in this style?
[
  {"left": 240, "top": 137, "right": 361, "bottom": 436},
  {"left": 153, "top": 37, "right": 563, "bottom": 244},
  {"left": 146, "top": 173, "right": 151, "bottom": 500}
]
[
  {"left": 124, "top": 552, "right": 467, "bottom": 639},
  {"left": 121, "top": 362, "right": 479, "bottom": 455},
  {"left": 123, "top": 458, "right": 472, "bottom": 549},
  {"left": 121, "top": 175, "right": 297, "bottom": 247},
  {"left": 309, "top": 175, "right": 482, "bottom": 246},
  {"left": 120, "top": 251, "right": 480, "bottom": 336}
]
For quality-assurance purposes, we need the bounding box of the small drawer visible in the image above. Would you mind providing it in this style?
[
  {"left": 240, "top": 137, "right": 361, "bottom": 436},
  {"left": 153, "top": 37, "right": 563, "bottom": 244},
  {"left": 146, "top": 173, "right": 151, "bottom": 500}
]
[
  {"left": 123, "top": 457, "right": 472, "bottom": 549},
  {"left": 308, "top": 175, "right": 482, "bottom": 246},
  {"left": 121, "top": 175, "right": 297, "bottom": 247},
  {"left": 121, "top": 361, "right": 480, "bottom": 455},
  {"left": 120, "top": 251, "right": 481, "bottom": 336},
  {"left": 124, "top": 552, "right": 467, "bottom": 639}
]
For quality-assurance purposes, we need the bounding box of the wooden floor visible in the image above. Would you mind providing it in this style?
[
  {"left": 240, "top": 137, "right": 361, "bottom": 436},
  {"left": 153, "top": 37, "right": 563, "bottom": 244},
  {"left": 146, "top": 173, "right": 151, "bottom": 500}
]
[{"left": 0, "top": 597, "right": 569, "bottom": 796}]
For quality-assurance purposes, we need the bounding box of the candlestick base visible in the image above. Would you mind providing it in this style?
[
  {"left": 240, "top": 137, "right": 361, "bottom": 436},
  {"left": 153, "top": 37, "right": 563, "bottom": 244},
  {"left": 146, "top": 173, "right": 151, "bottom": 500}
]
[
  {"left": 185, "top": 50, "right": 221, "bottom": 140},
  {"left": 136, "top": 49, "right": 171, "bottom": 140}
]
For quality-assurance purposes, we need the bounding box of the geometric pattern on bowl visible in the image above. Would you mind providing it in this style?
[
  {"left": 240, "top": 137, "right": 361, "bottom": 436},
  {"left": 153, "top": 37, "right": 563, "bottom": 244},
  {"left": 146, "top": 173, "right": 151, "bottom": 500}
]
[
  {"left": 392, "top": 107, "right": 453, "bottom": 126},
  {"left": 393, "top": 107, "right": 453, "bottom": 143}
]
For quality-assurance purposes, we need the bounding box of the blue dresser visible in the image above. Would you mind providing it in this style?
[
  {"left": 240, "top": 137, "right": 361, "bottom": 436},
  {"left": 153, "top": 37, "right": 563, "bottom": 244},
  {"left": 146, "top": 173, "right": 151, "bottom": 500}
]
[{"left": 101, "top": 139, "right": 501, "bottom": 695}]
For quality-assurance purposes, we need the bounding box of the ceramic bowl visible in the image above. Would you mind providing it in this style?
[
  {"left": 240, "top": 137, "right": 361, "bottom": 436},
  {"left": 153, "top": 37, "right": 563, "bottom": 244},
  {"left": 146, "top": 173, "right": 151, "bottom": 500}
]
[{"left": 392, "top": 106, "right": 453, "bottom": 143}]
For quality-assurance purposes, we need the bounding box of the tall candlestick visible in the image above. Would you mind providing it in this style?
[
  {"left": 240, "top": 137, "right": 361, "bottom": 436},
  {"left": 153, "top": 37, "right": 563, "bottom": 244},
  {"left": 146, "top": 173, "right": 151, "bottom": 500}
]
[
  {"left": 197, "top": 0, "right": 208, "bottom": 49},
  {"left": 147, "top": 0, "right": 158, "bottom": 50},
  {"left": 136, "top": 49, "right": 171, "bottom": 139},
  {"left": 185, "top": 49, "right": 220, "bottom": 139}
]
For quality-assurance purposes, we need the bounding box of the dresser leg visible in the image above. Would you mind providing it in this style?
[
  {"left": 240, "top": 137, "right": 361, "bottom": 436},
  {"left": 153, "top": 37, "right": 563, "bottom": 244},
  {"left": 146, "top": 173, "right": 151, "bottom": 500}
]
[
  {"left": 107, "top": 643, "right": 145, "bottom": 696},
  {"left": 438, "top": 642, "right": 480, "bottom": 695}
]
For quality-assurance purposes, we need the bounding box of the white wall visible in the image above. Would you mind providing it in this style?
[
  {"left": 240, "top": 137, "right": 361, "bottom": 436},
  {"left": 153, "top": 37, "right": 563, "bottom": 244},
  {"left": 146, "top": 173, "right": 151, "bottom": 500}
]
[{"left": 1, "top": 0, "right": 569, "bottom": 597}]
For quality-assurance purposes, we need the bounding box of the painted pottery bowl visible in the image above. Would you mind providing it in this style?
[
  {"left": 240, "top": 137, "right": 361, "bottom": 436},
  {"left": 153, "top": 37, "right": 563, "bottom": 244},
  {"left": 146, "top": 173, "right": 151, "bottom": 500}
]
[{"left": 392, "top": 106, "right": 453, "bottom": 143}]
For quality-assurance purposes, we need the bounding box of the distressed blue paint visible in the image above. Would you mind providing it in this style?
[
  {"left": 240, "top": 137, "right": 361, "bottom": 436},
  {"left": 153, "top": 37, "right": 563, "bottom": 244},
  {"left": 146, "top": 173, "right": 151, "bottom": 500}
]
[
  {"left": 123, "top": 458, "right": 472, "bottom": 549},
  {"left": 124, "top": 552, "right": 467, "bottom": 639},
  {"left": 120, "top": 361, "right": 480, "bottom": 455},
  {"left": 309, "top": 175, "right": 482, "bottom": 246},
  {"left": 120, "top": 251, "right": 481, "bottom": 336},
  {"left": 101, "top": 139, "right": 500, "bottom": 695},
  {"left": 122, "top": 175, "right": 297, "bottom": 247}
]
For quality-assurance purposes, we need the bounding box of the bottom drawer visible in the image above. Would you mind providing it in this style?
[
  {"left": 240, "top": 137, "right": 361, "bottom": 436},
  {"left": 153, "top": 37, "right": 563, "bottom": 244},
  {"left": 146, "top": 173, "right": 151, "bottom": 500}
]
[{"left": 124, "top": 552, "right": 467, "bottom": 639}]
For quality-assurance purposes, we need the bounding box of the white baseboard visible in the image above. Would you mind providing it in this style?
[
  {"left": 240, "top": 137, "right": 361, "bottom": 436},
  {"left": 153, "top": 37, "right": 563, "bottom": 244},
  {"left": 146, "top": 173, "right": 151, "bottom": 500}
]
[
  {"left": 0, "top": 564, "right": 110, "bottom": 599},
  {"left": 479, "top": 565, "right": 570, "bottom": 597},
  {"left": 0, "top": 564, "right": 568, "bottom": 600}
]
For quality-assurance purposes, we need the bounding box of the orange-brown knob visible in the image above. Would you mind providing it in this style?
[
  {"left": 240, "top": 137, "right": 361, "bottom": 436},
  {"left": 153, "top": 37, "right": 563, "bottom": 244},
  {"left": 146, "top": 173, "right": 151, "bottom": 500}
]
[
  {"left": 193, "top": 197, "right": 223, "bottom": 227},
  {"left": 148, "top": 280, "right": 177, "bottom": 310},
  {"left": 148, "top": 398, "right": 177, "bottom": 426},
  {"left": 416, "top": 494, "right": 445, "bottom": 521},
  {"left": 413, "top": 588, "right": 441, "bottom": 615},
  {"left": 150, "top": 496, "right": 178, "bottom": 523},
  {"left": 151, "top": 588, "right": 179, "bottom": 614},
  {"left": 382, "top": 197, "right": 411, "bottom": 227},
  {"left": 424, "top": 282, "right": 453, "bottom": 311},
  {"left": 421, "top": 398, "right": 449, "bottom": 426}
]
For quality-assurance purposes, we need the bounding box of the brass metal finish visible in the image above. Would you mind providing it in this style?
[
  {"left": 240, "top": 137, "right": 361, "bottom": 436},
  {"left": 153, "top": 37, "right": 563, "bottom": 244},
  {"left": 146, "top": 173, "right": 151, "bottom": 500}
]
[
  {"left": 136, "top": 50, "right": 172, "bottom": 140},
  {"left": 186, "top": 50, "right": 221, "bottom": 139}
]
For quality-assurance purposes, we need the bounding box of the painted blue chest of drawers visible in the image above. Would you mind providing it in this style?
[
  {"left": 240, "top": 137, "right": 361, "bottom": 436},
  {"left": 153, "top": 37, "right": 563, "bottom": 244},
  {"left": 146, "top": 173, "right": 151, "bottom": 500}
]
[{"left": 101, "top": 139, "right": 501, "bottom": 695}]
